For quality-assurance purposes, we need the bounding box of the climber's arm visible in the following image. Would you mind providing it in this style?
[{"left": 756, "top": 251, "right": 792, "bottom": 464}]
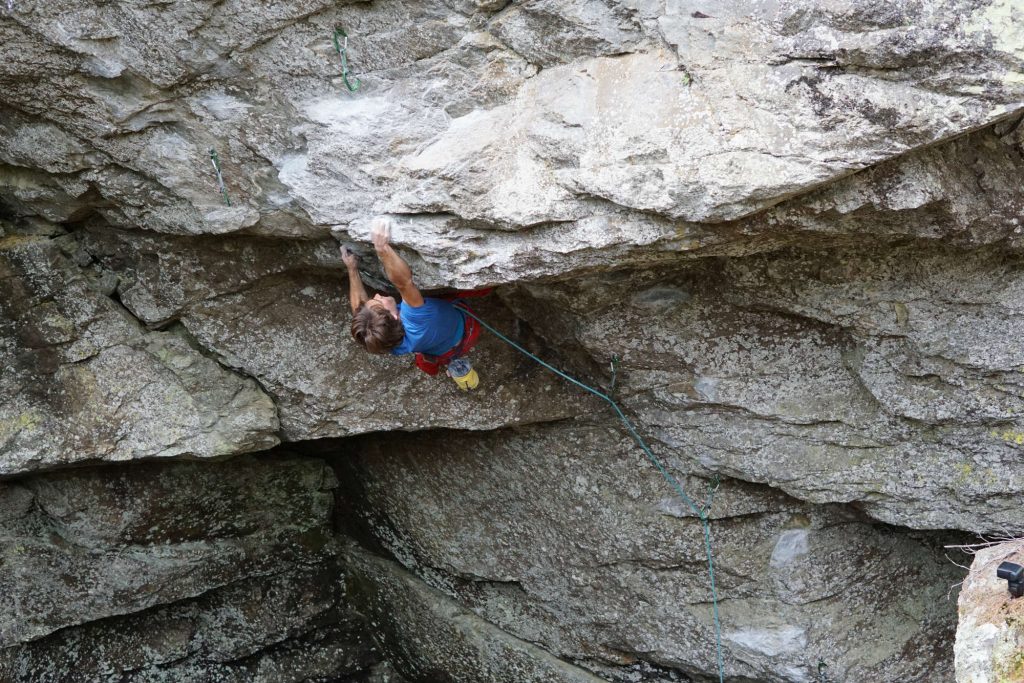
[
  {"left": 372, "top": 218, "right": 424, "bottom": 308},
  {"left": 341, "top": 246, "right": 369, "bottom": 314}
]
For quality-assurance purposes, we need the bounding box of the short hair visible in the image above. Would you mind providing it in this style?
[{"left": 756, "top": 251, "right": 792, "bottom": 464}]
[{"left": 351, "top": 304, "right": 405, "bottom": 354}]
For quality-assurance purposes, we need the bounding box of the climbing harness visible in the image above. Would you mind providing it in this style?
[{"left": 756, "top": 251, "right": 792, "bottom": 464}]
[
  {"left": 414, "top": 291, "right": 491, "bottom": 377},
  {"left": 332, "top": 27, "right": 361, "bottom": 92},
  {"left": 208, "top": 148, "right": 231, "bottom": 206},
  {"left": 458, "top": 307, "right": 727, "bottom": 683}
]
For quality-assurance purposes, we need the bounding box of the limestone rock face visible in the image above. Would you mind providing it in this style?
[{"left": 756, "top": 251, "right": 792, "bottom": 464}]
[
  {"left": 502, "top": 242, "right": 1024, "bottom": 535},
  {"left": 0, "top": 455, "right": 335, "bottom": 644},
  {"left": 0, "top": 229, "right": 279, "bottom": 475},
  {"left": 3, "top": 565, "right": 379, "bottom": 683},
  {"left": 80, "top": 226, "right": 591, "bottom": 440},
  {"left": 1, "top": 0, "right": 1022, "bottom": 252},
  {"left": 347, "top": 547, "right": 612, "bottom": 683},
  {"left": 954, "top": 542, "right": 1024, "bottom": 683},
  {"left": 2, "top": 1, "right": 1024, "bottom": 682}
]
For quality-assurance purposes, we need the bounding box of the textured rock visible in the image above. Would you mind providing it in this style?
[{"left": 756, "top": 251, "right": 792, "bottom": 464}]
[
  {"left": 347, "top": 546, "right": 610, "bottom": 683},
  {"left": 333, "top": 423, "right": 963, "bottom": 683},
  {"left": 503, "top": 242, "right": 1024, "bottom": 535},
  {"left": 81, "top": 226, "right": 591, "bottom": 440},
  {"left": 1, "top": 1, "right": 1021, "bottom": 246},
  {"left": 0, "top": 566, "right": 379, "bottom": 683},
  {"left": 346, "top": 115, "right": 1024, "bottom": 289},
  {"left": 954, "top": 541, "right": 1024, "bottom": 683},
  {"left": 2, "top": 1, "right": 1024, "bottom": 681},
  {"left": 755, "top": 117, "right": 1024, "bottom": 251},
  {"left": 0, "top": 455, "right": 336, "bottom": 645},
  {"left": 0, "top": 228, "right": 279, "bottom": 475},
  {"left": 72, "top": 110, "right": 1024, "bottom": 300}
]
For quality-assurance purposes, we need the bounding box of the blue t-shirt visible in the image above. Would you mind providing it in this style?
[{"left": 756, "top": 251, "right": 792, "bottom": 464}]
[{"left": 390, "top": 298, "right": 465, "bottom": 357}]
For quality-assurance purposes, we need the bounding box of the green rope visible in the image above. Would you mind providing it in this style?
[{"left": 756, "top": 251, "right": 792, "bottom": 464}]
[
  {"left": 332, "top": 27, "right": 361, "bottom": 92},
  {"left": 208, "top": 148, "right": 231, "bottom": 206},
  {"left": 456, "top": 306, "right": 726, "bottom": 683}
]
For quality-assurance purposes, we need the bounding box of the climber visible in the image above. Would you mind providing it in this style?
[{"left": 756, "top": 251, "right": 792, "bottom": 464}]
[{"left": 341, "top": 216, "right": 481, "bottom": 389}]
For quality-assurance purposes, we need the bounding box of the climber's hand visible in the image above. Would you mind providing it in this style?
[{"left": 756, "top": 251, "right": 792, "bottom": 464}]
[
  {"left": 340, "top": 245, "right": 358, "bottom": 268},
  {"left": 371, "top": 217, "right": 392, "bottom": 252}
]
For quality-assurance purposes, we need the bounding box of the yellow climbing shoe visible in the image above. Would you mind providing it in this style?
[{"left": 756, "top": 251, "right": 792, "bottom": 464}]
[{"left": 447, "top": 358, "right": 479, "bottom": 391}]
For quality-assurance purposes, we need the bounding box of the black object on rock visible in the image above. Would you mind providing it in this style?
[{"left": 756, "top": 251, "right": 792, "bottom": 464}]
[{"left": 996, "top": 561, "right": 1024, "bottom": 598}]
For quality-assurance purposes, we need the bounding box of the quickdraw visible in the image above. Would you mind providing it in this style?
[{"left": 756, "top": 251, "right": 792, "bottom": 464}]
[
  {"left": 208, "top": 148, "right": 231, "bottom": 207},
  {"left": 332, "top": 27, "right": 361, "bottom": 92},
  {"left": 701, "top": 474, "right": 721, "bottom": 516}
]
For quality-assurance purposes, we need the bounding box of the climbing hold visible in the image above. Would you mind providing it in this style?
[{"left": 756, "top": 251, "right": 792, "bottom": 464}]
[
  {"left": 208, "top": 148, "right": 231, "bottom": 207},
  {"left": 332, "top": 27, "right": 361, "bottom": 93}
]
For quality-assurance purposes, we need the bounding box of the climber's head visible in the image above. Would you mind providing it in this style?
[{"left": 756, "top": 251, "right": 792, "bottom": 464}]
[{"left": 351, "top": 294, "right": 404, "bottom": 354}]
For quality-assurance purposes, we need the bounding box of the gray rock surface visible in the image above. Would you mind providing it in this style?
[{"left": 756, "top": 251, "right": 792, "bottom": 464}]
[
  {"left": 335, "top": 422, "right": 963, "bottom": 683},
  {"left": 81, "top": 226, "right": 590, "bottom": 441},
  {"left": 1, "top": 566, "right": 377, "bottom": 683},
  {"left": 0, "top": 454, "right": 396, "bottom": 682},
  {"left": 1, "top": 0, "right": 1021, "bottom": 245},
  {"left": 503, "top": 241, "right": 1024, "bottom": 535},
  {"left": 0, "top": 455, "right": 335, "bottom": 644},
  {"left": 0, "top": 228, "right": 279, "bottom": 475},
  {"left": 347, "top": 546, "right": 611, "bottom": 683},
  {"left": 2, "top": 1, "right": 1024, "bottom": 681},
  {"left": 954, "top": 541, "right": 1024, "bottom": 683}
]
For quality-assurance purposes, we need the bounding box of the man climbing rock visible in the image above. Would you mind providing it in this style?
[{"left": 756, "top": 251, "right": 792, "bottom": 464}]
[{"left": 341, "top": 217, "right": 480, "bottom": 389}]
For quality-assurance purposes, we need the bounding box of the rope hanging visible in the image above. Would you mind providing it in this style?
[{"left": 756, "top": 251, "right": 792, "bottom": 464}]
[{"left": 455, "top": 305, "right": 727, "bottom": 683}]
